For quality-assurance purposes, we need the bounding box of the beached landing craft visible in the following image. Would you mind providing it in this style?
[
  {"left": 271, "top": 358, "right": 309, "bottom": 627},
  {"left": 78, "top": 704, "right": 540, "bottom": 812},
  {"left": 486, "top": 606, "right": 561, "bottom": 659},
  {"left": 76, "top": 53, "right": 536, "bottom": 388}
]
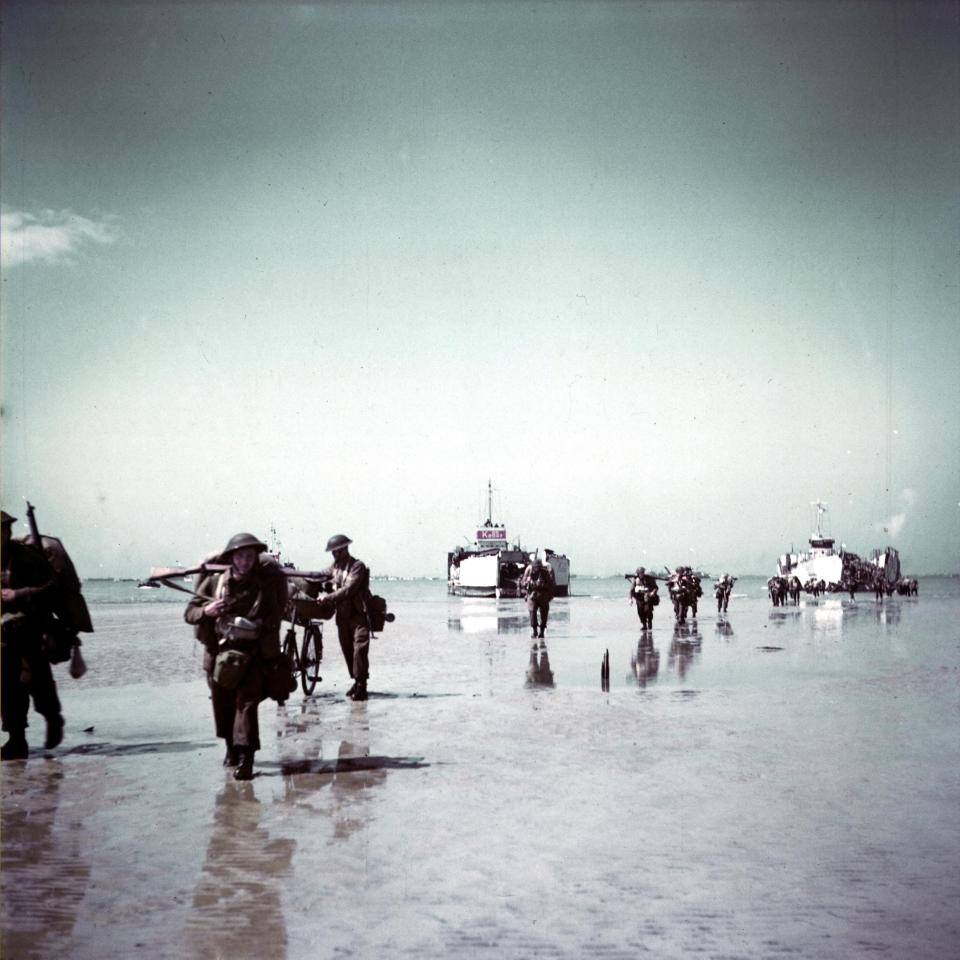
[
  {"left": 776, "top": 501, "right": 901, "bottom": 591},
  {"left": 447, "top": 483, "right": 570, "bottom": 599}
]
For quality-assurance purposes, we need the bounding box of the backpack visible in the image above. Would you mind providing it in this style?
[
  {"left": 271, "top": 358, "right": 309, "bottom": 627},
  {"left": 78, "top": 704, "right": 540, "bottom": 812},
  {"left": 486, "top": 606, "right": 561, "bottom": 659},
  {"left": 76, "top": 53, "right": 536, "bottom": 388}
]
[
  {"left": 365, "top": 594, "right": 394, "bottom": 633},
  {"left": 20, "top": 533, "right": 94, "bottom": 664}
]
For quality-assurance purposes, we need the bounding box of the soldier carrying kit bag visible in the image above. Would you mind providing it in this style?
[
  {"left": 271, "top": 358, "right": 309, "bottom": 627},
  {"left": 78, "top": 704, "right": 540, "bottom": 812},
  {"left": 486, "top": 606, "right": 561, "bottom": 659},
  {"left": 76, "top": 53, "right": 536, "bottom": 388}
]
[{"left": 20, "top": 502, "right": 94, "bottom": 666}]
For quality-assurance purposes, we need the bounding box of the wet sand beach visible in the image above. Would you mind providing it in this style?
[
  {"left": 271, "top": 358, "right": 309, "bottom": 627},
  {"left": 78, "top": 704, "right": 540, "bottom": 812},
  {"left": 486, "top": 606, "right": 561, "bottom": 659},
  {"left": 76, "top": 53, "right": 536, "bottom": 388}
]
[{"left": 3, "top": 578, "right": 959, "bottom": 959}]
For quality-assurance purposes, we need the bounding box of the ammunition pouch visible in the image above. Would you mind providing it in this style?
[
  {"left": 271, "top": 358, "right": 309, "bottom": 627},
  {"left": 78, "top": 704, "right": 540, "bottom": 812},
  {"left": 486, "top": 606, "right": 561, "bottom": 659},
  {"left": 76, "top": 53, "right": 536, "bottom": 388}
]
[{"left": 213, "top": 648, "right": 252, "bottom": 689}]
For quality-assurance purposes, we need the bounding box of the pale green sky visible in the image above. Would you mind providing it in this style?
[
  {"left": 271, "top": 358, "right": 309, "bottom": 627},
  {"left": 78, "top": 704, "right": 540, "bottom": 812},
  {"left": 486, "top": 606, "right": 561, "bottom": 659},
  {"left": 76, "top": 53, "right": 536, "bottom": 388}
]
[{"left": 2, "top": 1, "right": 958, "bottom": 577}]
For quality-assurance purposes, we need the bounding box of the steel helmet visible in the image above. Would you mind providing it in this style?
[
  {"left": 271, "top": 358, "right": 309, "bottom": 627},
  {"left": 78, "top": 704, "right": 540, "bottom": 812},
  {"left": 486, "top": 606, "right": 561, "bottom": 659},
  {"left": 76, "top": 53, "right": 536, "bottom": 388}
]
[
  {"left": 222, "top": 532, "right": 268, "bottom": 556},
  {"left": 325, "top": 533, "right": 352, "bottom": 552},
  {"left": 1, "top": 511, "right": 16, "bottom": 525}
]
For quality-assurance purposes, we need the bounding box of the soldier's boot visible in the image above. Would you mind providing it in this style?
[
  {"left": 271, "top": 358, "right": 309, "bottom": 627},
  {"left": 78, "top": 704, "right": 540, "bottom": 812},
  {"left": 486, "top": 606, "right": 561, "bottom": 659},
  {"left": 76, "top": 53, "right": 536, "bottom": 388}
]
[
  {"left": 345, "top": 681, "right": 357, "bottom": 698},
  {"left": 1, "top": 734, "right": 29, "bottom": 761},
  {"left": 233, "top": 749, "right": 254, "bottom": 781},
  {"left": 349, "top": 681, "right": 367, "bottom": 702},
  {"left": 223, "top": 738, "right": 240, "bottom": 767},
  {"left": 44, "top": 715, "right": 64, "bottom": 750}
]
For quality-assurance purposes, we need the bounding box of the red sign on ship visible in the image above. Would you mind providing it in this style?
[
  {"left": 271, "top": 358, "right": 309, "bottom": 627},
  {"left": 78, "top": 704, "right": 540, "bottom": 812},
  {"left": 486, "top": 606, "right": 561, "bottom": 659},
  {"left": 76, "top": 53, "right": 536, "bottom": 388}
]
[{"left": 476, "top": 528, "right": 507, "bottom": 541}]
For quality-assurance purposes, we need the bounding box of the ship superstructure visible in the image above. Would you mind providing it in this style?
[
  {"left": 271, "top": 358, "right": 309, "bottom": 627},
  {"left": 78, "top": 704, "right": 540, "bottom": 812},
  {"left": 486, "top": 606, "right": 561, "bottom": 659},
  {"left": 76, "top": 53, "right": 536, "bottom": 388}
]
[
  {"left": 777, "top": 501, "right": 900, "bottom": 590},
  {"left": 447, "top": 482, "right": 570, "bottom": 599}
]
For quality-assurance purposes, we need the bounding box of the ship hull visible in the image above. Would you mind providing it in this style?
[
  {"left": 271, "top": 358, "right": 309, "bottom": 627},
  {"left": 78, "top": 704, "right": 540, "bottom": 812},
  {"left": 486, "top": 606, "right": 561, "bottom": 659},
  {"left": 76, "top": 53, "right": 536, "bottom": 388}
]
[
  {"left": 448, "top": 549, "right": 570, "bottom": 598},
  {"left": 778, "top": 547, "right": 900, "bottom": 591}
]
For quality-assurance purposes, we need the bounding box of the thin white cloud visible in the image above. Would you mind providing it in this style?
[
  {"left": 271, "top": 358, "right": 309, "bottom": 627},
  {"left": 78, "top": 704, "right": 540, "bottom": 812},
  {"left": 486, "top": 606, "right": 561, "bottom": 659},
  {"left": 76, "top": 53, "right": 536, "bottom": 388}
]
[{"left": 1, "top": 209, "right": 117, "bottom": 268}]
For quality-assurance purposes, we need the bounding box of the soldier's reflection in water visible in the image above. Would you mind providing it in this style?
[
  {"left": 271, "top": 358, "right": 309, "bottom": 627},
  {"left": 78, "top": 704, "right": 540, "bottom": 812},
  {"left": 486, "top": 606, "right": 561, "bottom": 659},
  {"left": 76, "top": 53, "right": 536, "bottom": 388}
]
[
  {"left": 525, "top": 641, "right": 555, "bottom": 688},
  {"left": 875, "top": 601, "right": 901, "bottom": 627},
  {"left": 185, "top": 782, "right": 295, "bottom": 960},
  {"left": 669, "top": 621, "right": 702, "bottom": 680},
  {"left": 329, "top": 729, "right": 388, "bottom": 841},
  {"left": 1, "top": 763, "right": 91, "bottom": 960},
  {"left": 630, "top": 633, "right": 660, "bottom": 687},
  {"left": 277, "top": 707, "right": 387, "bottom": 842},
  {"left": 715, "top": 618, "right": 734, "bottom": 639}
]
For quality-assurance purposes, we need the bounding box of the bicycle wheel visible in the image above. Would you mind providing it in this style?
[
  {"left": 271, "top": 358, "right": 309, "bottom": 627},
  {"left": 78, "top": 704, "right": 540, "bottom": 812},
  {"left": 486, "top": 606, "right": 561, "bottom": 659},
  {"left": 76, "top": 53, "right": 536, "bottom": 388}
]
[
  {"left": 300, "top": 622, "right": 323, "bottom": 696},
  {"left": 282, "top": 628, "right": 300, "bottom": 697}
]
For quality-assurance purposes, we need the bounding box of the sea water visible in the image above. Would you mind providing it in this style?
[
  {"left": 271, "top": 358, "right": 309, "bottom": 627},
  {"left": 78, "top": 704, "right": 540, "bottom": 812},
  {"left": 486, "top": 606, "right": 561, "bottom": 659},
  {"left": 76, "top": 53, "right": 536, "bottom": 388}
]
[{"left": 2, "top": 576, "right": 958, "bottom": 959}]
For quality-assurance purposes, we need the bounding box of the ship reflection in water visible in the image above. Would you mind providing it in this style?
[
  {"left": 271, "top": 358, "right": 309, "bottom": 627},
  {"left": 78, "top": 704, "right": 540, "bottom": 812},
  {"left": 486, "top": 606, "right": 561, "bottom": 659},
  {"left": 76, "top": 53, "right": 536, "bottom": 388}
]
[
  {"left": 809, "top": 598, "right": 850, "bottom": 639},
  {"left": 447, "top": 607, "right": 570, "bottom": 635}
]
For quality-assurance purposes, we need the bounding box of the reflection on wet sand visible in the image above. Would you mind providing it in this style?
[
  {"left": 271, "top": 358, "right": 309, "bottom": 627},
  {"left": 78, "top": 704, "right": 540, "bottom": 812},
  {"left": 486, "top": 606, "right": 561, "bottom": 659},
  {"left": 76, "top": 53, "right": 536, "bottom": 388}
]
[
  {"left": 329, "top": 732, "right": 388, "bottom": 841},
  {"left": 875, "top": 601, "right": 902, "bottom": 626},
  {"left": 1, "top": 762, "right": 91, "bottom": 960},
  {"left": 274, "top": 702, "right": 426, "bottom": 851},
  {"left": 768, "top": 608, "right": 802, "bottom": 627},
  {"left": 810, "top": 599, "right": 844, "bottom": 638},
  {"left": 669, "top": 621, "right": 702, "bottom": 679},
  {"left": 630, "top": 632, "right": 660, "bottom": 687},
  {"left": 447, "top": 603, "right": 570, "bottom": 635},
  {"left": 525, "top": 641, "right": 555, "bottom": 688},
  {"left": 715, "top": 618, "right": 734, "bottom": 639},
  {"left": 184, "top": 781, "right": 295, "bottom": 960}
]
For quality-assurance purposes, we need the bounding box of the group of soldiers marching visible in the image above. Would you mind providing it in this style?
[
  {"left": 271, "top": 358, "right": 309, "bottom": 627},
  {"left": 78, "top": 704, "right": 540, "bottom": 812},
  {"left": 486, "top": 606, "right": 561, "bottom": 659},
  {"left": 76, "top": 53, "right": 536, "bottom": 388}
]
[
  {"left": 768, "top": 572, "right": 919, "bottom": 606},
  {"left": 627, "top": 566, "right": 738, "bottom": 629},
  {"left": 877, "top": 574, "right": 919, "bottom": 600},
  {"left": 767, "top": 575, "right": 805, "bottom": 606}
]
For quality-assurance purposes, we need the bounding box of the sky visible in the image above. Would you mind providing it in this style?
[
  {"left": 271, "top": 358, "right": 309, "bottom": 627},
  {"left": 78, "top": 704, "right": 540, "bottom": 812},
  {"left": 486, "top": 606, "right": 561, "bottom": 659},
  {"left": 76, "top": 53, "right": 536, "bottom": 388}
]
[{"left": 1, "top": 0, "right": 958, "bottom": 578}]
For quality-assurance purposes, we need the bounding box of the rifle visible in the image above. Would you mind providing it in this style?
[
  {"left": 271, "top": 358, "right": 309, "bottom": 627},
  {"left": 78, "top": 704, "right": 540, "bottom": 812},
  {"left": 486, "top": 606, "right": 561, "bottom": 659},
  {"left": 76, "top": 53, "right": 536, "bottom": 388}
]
[
  {"left": 623, "top": 572, "right": 668, "bottom": 582},
  {"left": 140, "top": 564, "right": 335, "bottom": 601},
  {"left": 24, "top": 501, "right": 47, "bottom": 558},
  {"left": 144, "top": 564, "right": 334, "bottom": 584}
]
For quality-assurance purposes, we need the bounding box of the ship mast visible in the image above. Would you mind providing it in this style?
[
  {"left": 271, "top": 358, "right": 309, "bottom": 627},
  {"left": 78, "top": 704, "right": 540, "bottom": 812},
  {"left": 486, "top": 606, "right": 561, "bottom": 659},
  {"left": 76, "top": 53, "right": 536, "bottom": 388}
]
[
  {"left": 810, "top": 500, "right": 828, "bottom": 538},
  {"left": 486, "top": 479, "right": 494, "bottom": 525}
]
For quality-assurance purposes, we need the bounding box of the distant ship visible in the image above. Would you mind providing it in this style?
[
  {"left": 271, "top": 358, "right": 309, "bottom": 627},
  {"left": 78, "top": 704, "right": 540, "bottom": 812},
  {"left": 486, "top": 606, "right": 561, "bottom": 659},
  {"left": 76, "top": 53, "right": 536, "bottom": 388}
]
[
  {"left": 447, "top": 482, "right": 570, "bottom": 599},
  {"left": 776, "top": 501, "right": 901, "bottom": 590}
]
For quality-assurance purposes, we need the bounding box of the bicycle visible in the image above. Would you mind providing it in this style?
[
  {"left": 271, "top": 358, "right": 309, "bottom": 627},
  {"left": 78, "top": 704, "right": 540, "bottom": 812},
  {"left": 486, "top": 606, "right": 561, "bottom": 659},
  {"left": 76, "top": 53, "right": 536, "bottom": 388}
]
[{"left": 281, "top": 586, "right": 330, "bottom": 697}]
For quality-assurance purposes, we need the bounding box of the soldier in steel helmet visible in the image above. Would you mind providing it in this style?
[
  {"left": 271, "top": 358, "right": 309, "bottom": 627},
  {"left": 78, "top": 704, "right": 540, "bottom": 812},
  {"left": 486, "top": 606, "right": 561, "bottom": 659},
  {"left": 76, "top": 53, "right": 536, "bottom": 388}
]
[
  {"left": 628, "top": 566, "right": 659, "bottom": 631},
  {"left": 184, "top": 532, "right": 286, "bottom": 780},
  {"left": 519, "top": 555, "right": 555, "bottom": 639},
  {"left": 316, "top": 534, "right": 371, "bottom": 701},
  {"left": 1, "top": 510, "right": 63, "bottom": 761}
]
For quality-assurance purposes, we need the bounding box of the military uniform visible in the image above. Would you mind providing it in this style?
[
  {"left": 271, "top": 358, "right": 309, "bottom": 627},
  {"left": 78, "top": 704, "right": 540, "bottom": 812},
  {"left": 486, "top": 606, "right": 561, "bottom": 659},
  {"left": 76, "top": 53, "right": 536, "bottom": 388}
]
[
  {"left": 318, "top": 537, "right": 371, "bottom": 700},
  {"left": 2, "top": 514, "right": 63, "bottom": 760},
  {"left": 520, "top": 560, "right": 554, "bottom": 638},
  {"left": 185, "top": 534, "right": 285, "bottom": 779},
  {"left": 714, "top": 574, "right": 735, "bottom": 613},
  {"left": 629, "top": 568, "right": 659, "bottom": 629}
]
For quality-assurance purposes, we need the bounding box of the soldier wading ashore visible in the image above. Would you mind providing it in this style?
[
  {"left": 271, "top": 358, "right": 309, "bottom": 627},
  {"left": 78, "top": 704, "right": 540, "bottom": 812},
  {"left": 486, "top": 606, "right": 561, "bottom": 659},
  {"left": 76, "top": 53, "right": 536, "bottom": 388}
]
[
  {"left": 1, "top": 511, "right": 64, "bottom": 760},
  {"left": 315, "top": 534, "right": 372, "bottom": 702},
  {"left": 185, "top": 532, "right": 286, "bottom": 781},
  {"left": 519, "top": 556, "right": 555, "bottom": 639}
]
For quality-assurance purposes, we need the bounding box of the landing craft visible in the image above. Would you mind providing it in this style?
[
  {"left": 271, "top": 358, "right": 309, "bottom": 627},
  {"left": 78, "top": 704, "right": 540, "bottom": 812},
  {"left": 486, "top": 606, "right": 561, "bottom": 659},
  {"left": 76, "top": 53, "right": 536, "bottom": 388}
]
[
  {"left": 447, "top": 481, "right": 570, "bottom": 599},
  {"left": 776, "top": 500, "right": 900, "bottom": 591}
]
